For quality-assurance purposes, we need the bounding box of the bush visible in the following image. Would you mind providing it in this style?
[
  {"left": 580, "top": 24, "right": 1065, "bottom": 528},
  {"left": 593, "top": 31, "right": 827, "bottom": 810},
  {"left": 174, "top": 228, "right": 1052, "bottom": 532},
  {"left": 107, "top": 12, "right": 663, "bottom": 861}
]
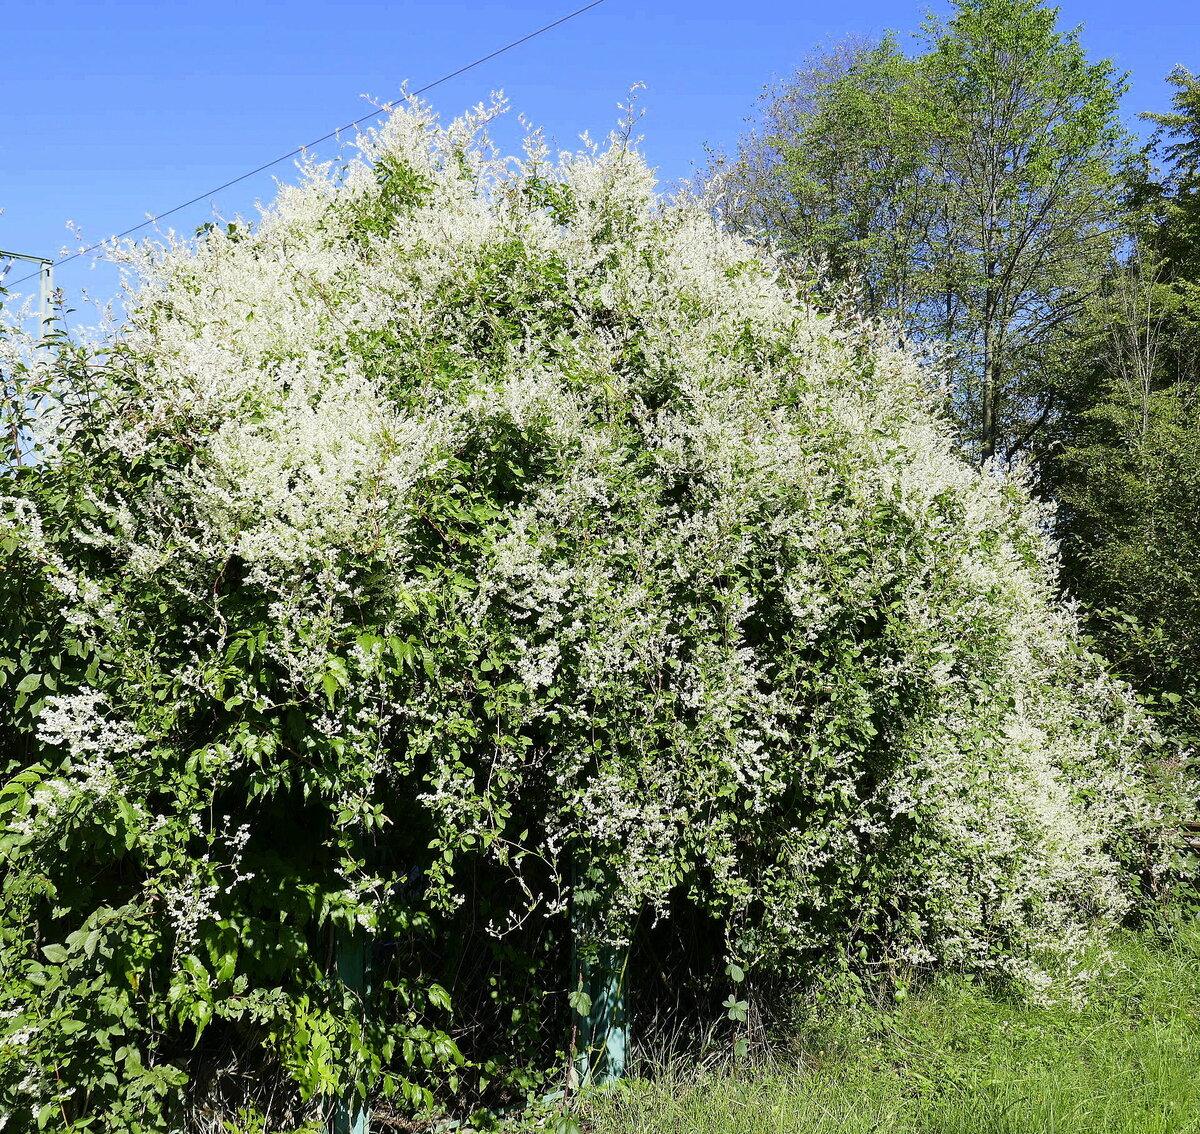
[{"left": 0, "top": 99, "right": 1183, "bottom": 1129}]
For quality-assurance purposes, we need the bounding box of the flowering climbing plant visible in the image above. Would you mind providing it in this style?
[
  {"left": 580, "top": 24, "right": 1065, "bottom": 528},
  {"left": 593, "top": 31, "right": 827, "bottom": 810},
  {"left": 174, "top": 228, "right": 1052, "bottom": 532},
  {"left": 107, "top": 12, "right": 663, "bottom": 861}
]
[{"left": 0, "top": 98, "right": 1185, "bottom": 1130}]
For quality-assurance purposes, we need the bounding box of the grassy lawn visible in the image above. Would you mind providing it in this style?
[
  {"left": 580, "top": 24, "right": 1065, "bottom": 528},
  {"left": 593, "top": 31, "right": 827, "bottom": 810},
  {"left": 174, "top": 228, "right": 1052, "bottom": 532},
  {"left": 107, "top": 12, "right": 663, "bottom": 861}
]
[{"left": 579, "top": 924, "right": 1200, "bottom": 1134}]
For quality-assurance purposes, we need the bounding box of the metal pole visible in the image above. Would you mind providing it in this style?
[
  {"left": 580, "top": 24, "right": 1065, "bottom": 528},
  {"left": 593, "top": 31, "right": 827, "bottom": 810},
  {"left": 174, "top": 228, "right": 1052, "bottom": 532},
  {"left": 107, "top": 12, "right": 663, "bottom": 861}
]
[
  {"left": 332, "top": 928, "right": 370, "bottom": 1134},
  {"left": 39, "top": 260, "right": 54, "bottom": 339},
  {"left": 0, "top": 249, "right": 55, "bottom": 337},
  {"left": 569, "top": 859, "right": 629, "bottom": 1088},
  {"left": 572, "top": 940, "right": 629, "bottom": 1086}
]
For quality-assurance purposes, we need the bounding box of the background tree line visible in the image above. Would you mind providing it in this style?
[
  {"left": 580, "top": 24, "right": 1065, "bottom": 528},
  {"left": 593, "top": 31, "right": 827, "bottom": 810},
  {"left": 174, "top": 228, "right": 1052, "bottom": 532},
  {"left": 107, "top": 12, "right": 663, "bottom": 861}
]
[{"left": 707, "top": 0, "right": 1200, "bottom": 751}]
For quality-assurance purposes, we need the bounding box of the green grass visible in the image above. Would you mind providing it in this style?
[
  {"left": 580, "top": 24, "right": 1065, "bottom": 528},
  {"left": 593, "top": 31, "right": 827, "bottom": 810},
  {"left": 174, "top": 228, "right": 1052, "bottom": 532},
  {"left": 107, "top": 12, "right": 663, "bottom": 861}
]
[{"left": 579, "top": 924, "right": 1200, "bottom": 1134}]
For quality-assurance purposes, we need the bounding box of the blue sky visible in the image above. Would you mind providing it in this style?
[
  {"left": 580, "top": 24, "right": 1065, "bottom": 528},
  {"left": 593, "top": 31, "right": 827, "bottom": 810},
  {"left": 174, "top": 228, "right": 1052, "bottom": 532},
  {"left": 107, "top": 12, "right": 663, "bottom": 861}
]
[{"left": 2, "top": 0, "right": 1196, "bottom": 316}]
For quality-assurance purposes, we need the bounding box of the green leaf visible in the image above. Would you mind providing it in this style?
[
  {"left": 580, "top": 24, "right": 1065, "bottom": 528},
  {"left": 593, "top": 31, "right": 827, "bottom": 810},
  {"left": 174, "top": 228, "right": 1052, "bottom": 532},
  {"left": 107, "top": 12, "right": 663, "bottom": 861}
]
[
  {"left": 321, "top": 672, "right": 340, "bottom": 706},
  {"left": 723, "top": 995, "right": 749, "bottom": 1023},
  {"left": 567, "top": 989, "right": 592, "bottom": 1017}
]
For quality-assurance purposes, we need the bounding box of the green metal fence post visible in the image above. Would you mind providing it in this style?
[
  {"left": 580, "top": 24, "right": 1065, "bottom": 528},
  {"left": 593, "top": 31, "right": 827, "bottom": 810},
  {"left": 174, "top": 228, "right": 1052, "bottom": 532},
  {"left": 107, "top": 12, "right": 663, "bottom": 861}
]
[
  {"left": 572, "top": 940, "right": 629, "bottom": 1086},
  {"left": 570, "top": 855, "right": 629, "bottom": 1087},
  {"left": 331, "top": 928, "right": 369, "bottom": 1134}
]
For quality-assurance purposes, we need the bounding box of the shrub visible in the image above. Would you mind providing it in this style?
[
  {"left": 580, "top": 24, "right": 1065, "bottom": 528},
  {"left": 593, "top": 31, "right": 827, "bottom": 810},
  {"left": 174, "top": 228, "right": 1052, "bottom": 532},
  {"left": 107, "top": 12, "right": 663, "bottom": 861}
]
[{"left": 0, "top": 99, "right": 1183, "bottom": 1129}]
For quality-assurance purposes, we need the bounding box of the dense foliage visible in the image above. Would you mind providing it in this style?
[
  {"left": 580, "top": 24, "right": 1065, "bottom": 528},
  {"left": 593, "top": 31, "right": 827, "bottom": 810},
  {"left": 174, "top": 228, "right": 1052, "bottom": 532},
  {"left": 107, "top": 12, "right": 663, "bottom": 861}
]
[
  {"left": 708, "top": 0, "right": 1132, "bottom": 464},
  {"left": 706, "top": 0, "right": 1200, "bottom": 772},
  {"left": 1051, "top": 66, "right": 1200, "bottom": 747},
  {"left": 0, "top": 100, "right": 1182, "bottom": 1130}
]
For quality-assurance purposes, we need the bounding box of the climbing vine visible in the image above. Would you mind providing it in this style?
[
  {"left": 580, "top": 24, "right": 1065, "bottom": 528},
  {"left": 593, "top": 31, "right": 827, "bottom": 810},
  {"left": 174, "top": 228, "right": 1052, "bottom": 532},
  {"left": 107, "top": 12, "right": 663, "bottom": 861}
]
[{"left": 0, "top": 99, "right": 1183, "bottom": 1130}]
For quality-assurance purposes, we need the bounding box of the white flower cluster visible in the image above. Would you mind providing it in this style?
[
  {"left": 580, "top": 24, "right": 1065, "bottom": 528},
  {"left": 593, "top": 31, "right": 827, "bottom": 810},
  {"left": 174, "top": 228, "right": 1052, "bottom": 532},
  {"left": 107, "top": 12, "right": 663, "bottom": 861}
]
[{"left": 2, "top": 96, "right": 1181, "bottom": 996}]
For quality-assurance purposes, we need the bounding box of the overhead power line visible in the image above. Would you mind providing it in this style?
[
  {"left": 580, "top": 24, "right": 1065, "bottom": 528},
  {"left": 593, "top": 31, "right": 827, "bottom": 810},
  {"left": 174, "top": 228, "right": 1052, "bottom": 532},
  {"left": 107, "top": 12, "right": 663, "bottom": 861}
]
[{"left": 4, "top": 0, "right": 608, "bottom": 290}]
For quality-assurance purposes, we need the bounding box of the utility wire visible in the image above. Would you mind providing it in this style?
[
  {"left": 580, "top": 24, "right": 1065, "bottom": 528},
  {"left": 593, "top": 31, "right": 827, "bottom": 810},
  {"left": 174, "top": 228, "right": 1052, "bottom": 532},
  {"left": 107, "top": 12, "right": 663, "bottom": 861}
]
[{"left": 4, "top": 0, "right": 608, "bottom": 290}]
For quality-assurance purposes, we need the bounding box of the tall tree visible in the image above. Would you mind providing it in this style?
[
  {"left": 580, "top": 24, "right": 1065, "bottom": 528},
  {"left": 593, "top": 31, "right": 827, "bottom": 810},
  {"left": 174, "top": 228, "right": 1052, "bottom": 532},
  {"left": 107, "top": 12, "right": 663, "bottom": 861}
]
[
  {"left": 709, "top": 0, "right": 1133, "bottom": 464},
  {"left": 1142, "top": 66, "right": 1200, "bottom": 285},
  {"left": 1051, "top": 68, "right": 1200, "bottom": 743},
  {"left": 708, "top": 36, "right": 938, "bottom": 321},
  {"left": 922, "top": 0, "right": 1131, "bottom": 461}
]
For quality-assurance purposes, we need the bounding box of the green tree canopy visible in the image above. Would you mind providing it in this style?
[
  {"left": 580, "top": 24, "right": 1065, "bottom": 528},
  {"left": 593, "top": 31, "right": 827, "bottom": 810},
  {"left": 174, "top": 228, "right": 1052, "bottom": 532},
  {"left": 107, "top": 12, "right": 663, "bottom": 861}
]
[
  {"left": 710, "top": 0, "right": 1132, "bottom": 464},
  {"left": 1051, "top": 67, "right": 1200, "bottom": 745}
]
